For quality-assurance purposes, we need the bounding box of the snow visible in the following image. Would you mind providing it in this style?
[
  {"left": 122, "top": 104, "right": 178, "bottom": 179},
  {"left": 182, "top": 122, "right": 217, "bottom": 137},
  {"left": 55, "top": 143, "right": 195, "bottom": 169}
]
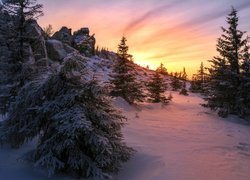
[
  {"left": 115, "top": 92, "right": 250, "bottom": 180},
  {"left": 0, "top": 92, "right": 250, "bottom": 179},
  {"left": 0, "top": 53, "right": 250, "bottom": 179}
]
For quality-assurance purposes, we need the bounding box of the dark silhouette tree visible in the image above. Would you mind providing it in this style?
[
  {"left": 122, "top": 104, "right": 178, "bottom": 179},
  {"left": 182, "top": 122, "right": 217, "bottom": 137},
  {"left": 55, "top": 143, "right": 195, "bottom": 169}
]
[
  {"left": 170, "top": 72, "right": 182, "bottom": 91},
  {"left": 110, "top": 36, "right": 145, "bottom": 104},
  {"left": 147, "top": 72, "right": 169, "bottom": 103},
  {"left": 179, "top": 81, "right": 188, "bottom": 96},
  {"left": 0, "top": 0, "right": 43, "bottom": 114},
  {"left": 156, "top": 63, "right": 168, "bottom": 75},
  {"left": 3, "top": 0, "right": 43, "bottom": 58},
  {"left": 203, "top": 7, "right": 248, "bottom": 117},
  {"left": 190, "top": 62, "right": 208, "bottom": 93}
]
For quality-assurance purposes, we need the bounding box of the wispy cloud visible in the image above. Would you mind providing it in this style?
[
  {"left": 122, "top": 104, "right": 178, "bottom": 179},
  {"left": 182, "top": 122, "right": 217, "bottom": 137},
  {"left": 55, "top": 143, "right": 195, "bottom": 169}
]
[{"left": 123, "top": 0, "right": 185, "bottom": 34}]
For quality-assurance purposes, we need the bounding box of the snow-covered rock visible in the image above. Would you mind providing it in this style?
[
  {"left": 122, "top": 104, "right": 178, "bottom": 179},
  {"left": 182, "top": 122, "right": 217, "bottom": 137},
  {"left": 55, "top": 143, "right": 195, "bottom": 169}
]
[
  {"left": 52, "top": 26, "right": 96, "bottom": 57},
  {"left": 73, "top": 27, "right": 96, "bottom": 57},
  {"left": 46, "top": 39, "right": 76, "bottom": 62},
  {"left": 52, "top": 26, "right": 72, "bottom": 45}
]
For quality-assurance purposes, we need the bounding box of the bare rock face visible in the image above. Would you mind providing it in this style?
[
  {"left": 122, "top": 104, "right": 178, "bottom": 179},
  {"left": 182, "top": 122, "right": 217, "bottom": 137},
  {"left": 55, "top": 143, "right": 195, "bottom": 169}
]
[
  {"left": 73, "top": 27, "right": 96, "bottom": 57},
  {"left": 46, "top": 39, "right": 77, "bottom": 62},
  {"left": 52, "top": 26, "right": 72, "bottom": 45},
  {"left": 25, "top": 20, "right": 48, "bottom": 61}
]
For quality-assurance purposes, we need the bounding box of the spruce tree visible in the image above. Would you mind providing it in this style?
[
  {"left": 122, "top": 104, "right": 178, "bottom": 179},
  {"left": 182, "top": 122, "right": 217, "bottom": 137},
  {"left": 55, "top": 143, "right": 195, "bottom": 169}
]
[
  {"left": 238, "top": 41, "right": 250, "bottom": 116},
  {"left": 110, "top": 36, "right": 144, "bottom": 104},
  {"left": 0, "top": 0, "right": 43, "bottom": 114},
  {"left": 0, "top": 53, "right": 133, "bottom": 178},
  {"left": 179, "top": 81, "right": 188, "bottom": 96},
  {"left": 190, "top": 62, "right": 208, "bottom": 93},
  {"left": 241, "top": 42, "right": 250, "bottom": 76},
  {"left": 170, "top": 72, "right": 182, "bottom": 91},
  {"left": 3, "top": 0, "right": 43, "bottom": 58},
  {"left": 204, "top": 7, "right": 248, "bottom": 117},
  {"left": 181, "top": 67, "right": 187, "bottom": 80},
  {"left": 156, "top": 63, "right": 168, "bottom": 75},
  {"left": 147, "top": 72, "right": 169, "bottom": 103}
]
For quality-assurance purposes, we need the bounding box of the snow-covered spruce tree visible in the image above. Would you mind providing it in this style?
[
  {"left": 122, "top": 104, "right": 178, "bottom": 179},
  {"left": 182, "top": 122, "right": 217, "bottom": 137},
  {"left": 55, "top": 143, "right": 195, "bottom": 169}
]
[
  {"left": 0, "top": 53, "right": 134, "bottom": 178},
  {"left": 147, "top": 72, "right": 170, "bottom": 103},
  {"left": 203, "top": 7, "right": 248, "bottom": 117},
  {"left": 110, "top": 36, "right": 145, "bottom": 104}
]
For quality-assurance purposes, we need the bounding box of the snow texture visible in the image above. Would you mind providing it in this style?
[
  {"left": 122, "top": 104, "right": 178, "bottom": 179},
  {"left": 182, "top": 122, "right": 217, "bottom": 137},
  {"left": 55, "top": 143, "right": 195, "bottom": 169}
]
[
  {"left": 115, "top": 92, "right": 250, "bottom": 180},
  {"left": 0, "top": 92, "right": 250, "bottom": 179}
]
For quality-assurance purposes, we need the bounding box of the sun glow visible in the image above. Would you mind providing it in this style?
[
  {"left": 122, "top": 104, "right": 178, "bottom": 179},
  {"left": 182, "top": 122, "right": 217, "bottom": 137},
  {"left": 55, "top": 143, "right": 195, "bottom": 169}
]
[{"left": 37, "top": 0, "right": 250, "bottom": 79}]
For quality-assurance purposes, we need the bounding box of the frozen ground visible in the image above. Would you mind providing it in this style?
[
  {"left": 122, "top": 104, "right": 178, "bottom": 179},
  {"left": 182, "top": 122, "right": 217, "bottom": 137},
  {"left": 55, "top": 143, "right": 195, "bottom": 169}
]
[
  {"left": 0, "top": 92, "right": 250, "bottom": 180},
  {"left": 116, "top": 92, "right": 250, "bottom": 180}
]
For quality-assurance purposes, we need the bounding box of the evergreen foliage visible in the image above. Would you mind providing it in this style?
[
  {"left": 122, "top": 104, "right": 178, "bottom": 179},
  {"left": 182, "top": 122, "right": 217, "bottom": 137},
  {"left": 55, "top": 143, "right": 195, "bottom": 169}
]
[
  {"left": 204, "top": 7, "right": 250, "bottom": 118},
  {"left": 179, "top": 81, "right": 188, "bottom": 96},
  {"left": 3, "top": 0, "right": 43, "bottom": 58},
  {"left": 43, "top": 24, "right": 54, "bottom": 38},
  {"left": 110, "top": 36, "right": 145, "bottom": 104},
  {"left": 147, "top": 72, "right": 170, "bottom": 103},
  {"left": 0, "top": 0, "right": 43, "bottom": 114},
  {"left": 0, "top": 53, "right": 134, "bottom": 178},
  {"left": 170, "top": 72, "right": 182, "bottom": 91},
  {"left": 190, "top": 62, "right": 209, "bottom": 93},
  {"left": 181, "top": 67, "right": 187, "bottom": 80},
  {"left": 156, "top": 63, "right": 168, "bottom": 75}
]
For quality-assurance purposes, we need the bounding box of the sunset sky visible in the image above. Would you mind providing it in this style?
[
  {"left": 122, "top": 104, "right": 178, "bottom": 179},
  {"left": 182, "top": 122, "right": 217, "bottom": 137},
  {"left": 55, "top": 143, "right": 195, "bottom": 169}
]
[{"left": 37, "top": 0, "right": 250, "bottom": 78}]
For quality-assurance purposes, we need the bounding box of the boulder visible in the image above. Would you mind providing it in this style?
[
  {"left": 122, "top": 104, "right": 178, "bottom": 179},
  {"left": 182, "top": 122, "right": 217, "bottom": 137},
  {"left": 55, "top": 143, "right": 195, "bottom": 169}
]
[
  {"left": 52, "top": 26, "right": 72, "bottom": 45},
  {"left": 46, "top": 39, "right": 76, "bottom": 62},
  {"left": 73, "top": 27, "right": 96, "bottom": 57}
]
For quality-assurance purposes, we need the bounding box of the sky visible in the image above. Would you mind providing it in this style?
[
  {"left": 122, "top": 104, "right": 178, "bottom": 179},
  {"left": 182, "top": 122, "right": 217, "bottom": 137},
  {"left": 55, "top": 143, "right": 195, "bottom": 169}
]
[{"left": 37, "top": 0, "right": 250, "bottom": 78}]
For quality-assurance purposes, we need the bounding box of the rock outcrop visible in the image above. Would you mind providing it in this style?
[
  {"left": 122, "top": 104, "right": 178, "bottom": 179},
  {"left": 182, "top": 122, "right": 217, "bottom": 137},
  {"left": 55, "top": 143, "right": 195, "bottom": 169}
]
[
  {"left": 52, "top": 26, "right": 96, "bottom": 57},
  {"left": 25, "top": 20, "right": 48, "bottom": 62},
  {"left": 52, "top": 26, "right": 72, "bottom": 45},
  {"left": 73, "top": 27, "right": 96, "bottom": 57},
  {"left": 46, "top": 39, "right": 76, "bottom": 62}
]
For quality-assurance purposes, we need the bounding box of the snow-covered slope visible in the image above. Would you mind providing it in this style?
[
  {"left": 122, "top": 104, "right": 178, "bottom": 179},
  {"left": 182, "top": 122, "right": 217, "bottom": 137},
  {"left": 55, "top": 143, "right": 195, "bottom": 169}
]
[
  {"left": 84, "top": 54, "right": 172, "bottom": 87},
  {"left": 115, "top": 92, "right": 250, "bottom": 180},
  {"left": 1, "top": 92, "right": 249, "bottom": 179}
]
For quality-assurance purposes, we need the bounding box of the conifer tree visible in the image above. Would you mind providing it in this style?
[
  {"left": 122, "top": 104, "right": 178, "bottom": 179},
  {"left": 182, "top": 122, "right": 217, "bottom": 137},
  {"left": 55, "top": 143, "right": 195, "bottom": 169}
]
[
  {"left": 204, "top": 7, "right": 248, "bottom": 117},
  {"left": 110, "top": 36, "right": 144, "bottom": 104},
  {"left": 156, "top": 63, "right": 168, "bottom": 75},
  {"left": 170, "top": 72, "right": 182, "bottom": 91},
  {"left": 0, "top": 0, "right": 43, "bottom": 114},
  {"left": 147, "top": 72, "right": 169, "bottom": 103},
  {"left": 0, "top": 53, "right": 133, "bottom": 178},
  {"left": 241, "top": 42, "right": 250, "bottom": 76},
  {"left": 3, "top": 0, "right": 43, "bottom": 58},
  {"left": 179, "top": 81, "right": 188, "bottom": 96},
  {"left": 238, "top": 41, "right": 250, "bottom": 116},
  {"left": 181, "top": 67, "right": 187, "bottom": 80},
  {"left": 190, "top": 62, "right": 208, "bottom": 93}
]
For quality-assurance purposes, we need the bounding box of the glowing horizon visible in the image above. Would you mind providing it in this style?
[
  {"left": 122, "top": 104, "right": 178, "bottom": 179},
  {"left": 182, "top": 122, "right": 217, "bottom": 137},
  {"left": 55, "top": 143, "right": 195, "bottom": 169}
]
[{"left": 37, "top": 0, "right": 250, "bottom": 78}]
